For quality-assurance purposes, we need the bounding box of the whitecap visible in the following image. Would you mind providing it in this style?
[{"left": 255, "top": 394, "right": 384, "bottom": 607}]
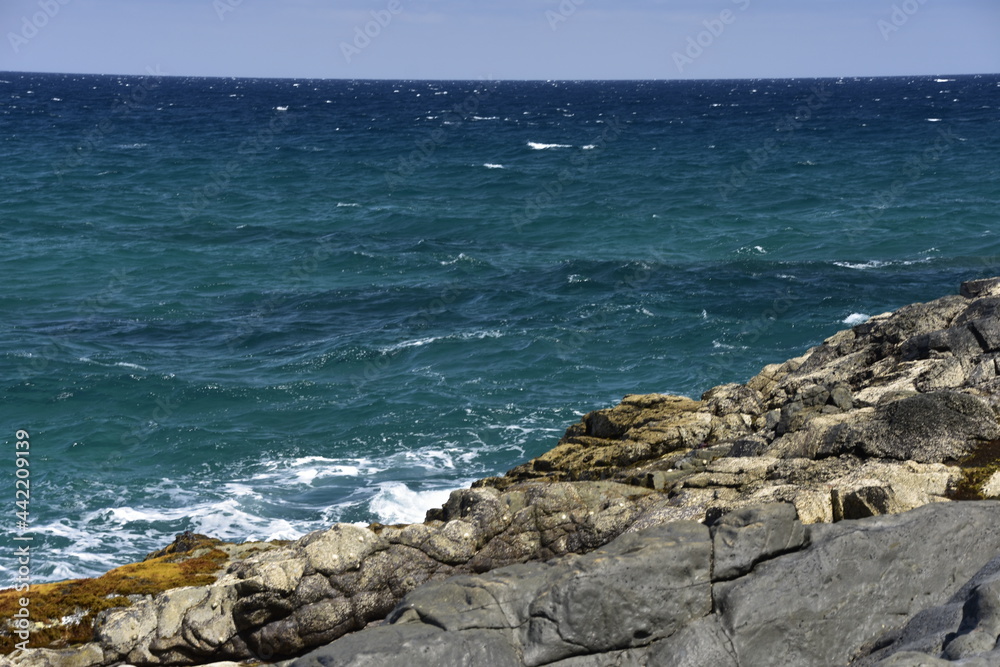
[
  {"left": 251, "top": 456, "right": 381, "bottom": 486},
  {"left": 833, "top": 260, "right": 888, "bottom": 270},
  {"left": 834, "top": 257, "right": 930, "bottom": 270},
  {"left": 368, "top": 482, "right": 460, "bottom": 525},
  {"left": 380, "top": 335, "right": 442, "bottom": 352},
  {"left": 380, "top": 330, "right": 501, "bottom": 353},
  {"left": 79, "top": 357, "right": 148, "bottom": 371},
  {"left": 459, "top": 330, "right": 502, "bottom": 341},
  {"left": 441, "top": 253, "right": 474, "bottom": 265},
  {"left": 926, "top": 118, "right": 942, "bottom": 122},
  {"left": 527, "top": 141, "right": 572, "bottom": 150},
  {"left": 115, "top": 361, "right": 148, "bottom": 371},
  {"left": 843, "top": 313, "right": 870, "bottom": 326},
  {"left": 337, "top": 202, "right": 361, "bottom": 207},
  {"left": 483, "top": 163, "right": 504, "bottom": 169},
  {"left": 275, "top": 106, "right": 289, "bottom": 111},
  {"left": 581, "top": 144, "right": 597, "bottom": 150}
]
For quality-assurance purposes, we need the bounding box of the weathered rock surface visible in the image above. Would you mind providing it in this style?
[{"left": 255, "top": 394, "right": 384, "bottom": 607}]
[
  {"left": 8, "top": 277, "right": 1000, "bottom": 666},
  {"left": 292, "top": 502, "right": 1000, "bottom": 667}
]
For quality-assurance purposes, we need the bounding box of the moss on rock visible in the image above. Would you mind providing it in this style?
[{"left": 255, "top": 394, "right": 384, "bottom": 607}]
[
  {"left": 950, "top": 440, "right": 1000, "bottom": 500},
  {"left": 0, "top": 535, "right": 228, "bottom": 653}
]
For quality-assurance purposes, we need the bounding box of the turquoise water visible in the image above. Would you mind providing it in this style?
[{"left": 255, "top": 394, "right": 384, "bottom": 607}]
[{"left": 2, "top": 73, "right": 998, "bottom": 581}]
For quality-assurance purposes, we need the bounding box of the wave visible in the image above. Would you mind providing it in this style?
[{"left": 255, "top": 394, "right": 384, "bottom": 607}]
[
  {"left": 79, "top": 357, "right": 150, "bottom": 371},
  {"left": 833, "top": 258, "right": 932, "bottom": 270},
  {"left": 842, "top": 313, "right": 870, "bottom": 325},
  {"left": 527, "top": 141, "right": 572, "bottom": 150},
  {"left": 367, "top": 482, "right": 464, "bottom": 525},
  {"left": 250, "top": 456, "right": 383, "bottom": 486},
  {"left": 440, "top": 252, "right": 481, "bottom": 265},
  {"left": 379, "top": 330, "right": 503, "bottom": 353}
]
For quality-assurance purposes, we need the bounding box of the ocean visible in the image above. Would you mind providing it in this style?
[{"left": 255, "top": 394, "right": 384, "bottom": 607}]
[{"left": 1, "top": 72, "right": 998, "bottom": 582}]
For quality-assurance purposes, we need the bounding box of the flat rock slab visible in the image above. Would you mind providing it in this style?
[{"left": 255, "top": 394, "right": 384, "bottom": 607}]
[{"left": 715, "top": 501, "right": 1000, "bottom": 666}]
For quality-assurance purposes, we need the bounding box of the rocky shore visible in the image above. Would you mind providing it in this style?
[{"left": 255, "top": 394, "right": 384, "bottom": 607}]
[{"left": 9, "top": 277, "right": 1000, "bottom": 666}]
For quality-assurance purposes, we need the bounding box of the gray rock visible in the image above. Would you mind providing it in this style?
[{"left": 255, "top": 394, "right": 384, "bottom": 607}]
[
  {"left": 293, "top": 502, "right": 1000, "bottom": 667},
  {"left": 715, "top": 502, "right": 1000, "bottom": 667},
  {"left": 645, "top": 615, "right": 738, "bottom": 667},
  {"left": 523, "top": 522, "right": 711, "bottom": 665},
  {"left": 545, "top": 648, "right": 649, "bottom": 666},
  {"left": 960, "top": 278, "right": 1000, "bottom": 299},
  {"left": 969, "top": 318, "right": 1000, "bottom": 353},
  {"left": 294, "top": 521, "right": 713, "bottom": 667},
  {"left": 3, "top": 644, "right": 104, "bottom": 667},
  {"left": 288, "top": 625, "right": 521, "bottom": 667},
  {"left": 854, "top": 550, "right": 1000, "bottom": 665},
  {"left": 711, "top": 503, "right": 806, "bottom": 580}
]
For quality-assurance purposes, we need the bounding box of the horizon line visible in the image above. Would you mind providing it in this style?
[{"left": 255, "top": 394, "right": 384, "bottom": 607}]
[{"left": 2, "top": 70, "right": 999, "bottom": 83}]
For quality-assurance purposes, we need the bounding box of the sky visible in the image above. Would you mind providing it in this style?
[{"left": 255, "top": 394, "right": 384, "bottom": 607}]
[{"left": 0, "top": 0, "right": 998, "bottom": 80}]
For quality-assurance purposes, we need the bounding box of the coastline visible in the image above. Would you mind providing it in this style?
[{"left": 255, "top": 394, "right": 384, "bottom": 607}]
[{"left": 7, "top": 276, "right": 1000, "bottom": 665}]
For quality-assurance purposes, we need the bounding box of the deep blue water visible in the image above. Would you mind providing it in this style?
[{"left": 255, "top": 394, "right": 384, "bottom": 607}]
[{"left": 1, "top": 72, "right": 998, "bottom": 581}]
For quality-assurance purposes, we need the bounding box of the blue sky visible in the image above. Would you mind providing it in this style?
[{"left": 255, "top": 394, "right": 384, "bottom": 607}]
[{"left": 1, "top": 0, "right": 998, "bottom": 79}]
